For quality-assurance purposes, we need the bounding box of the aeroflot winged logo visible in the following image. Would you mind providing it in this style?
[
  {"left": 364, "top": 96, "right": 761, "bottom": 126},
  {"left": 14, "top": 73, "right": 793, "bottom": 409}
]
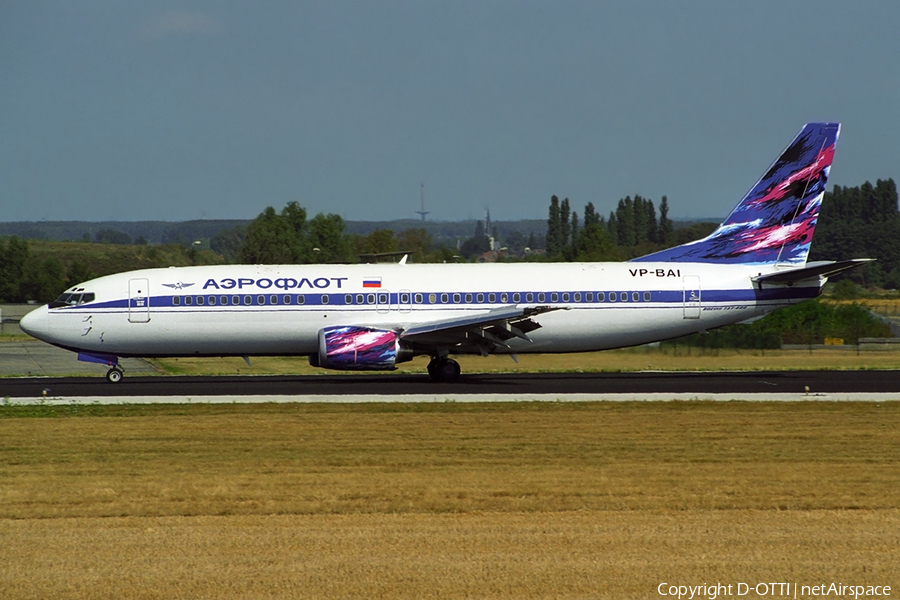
[{"left": 162, "top": 281, "right": 195, "bottom": 290}]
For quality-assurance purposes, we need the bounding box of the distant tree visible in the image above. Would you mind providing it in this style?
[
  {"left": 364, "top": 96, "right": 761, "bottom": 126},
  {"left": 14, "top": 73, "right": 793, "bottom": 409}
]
[
  {"left": 559, "top": 198, "right": 571, "bottom": 253},
  {"left": 658, "top": 196, "right": 674, "bottom": 244},
  {"left": 20, "top": 256, "right": 65, "bottom": 303},
  {"left": 210, "top": 226, "right": 246, "bottom": 263},
  {"left": 574, "top": 219, "right": 621, "bottom": 261},
  {"left": 615, "top": 197, "right": 635, "bottom": 246},
  {"left": 395, "top": 228, "right": 433, "bottom": 262},
  {"left": 95, "top": 229, "right": 131, "bottom": 245},
  {"left": 565, "top": 211, "right": 578, "bottom": 260},
  {"left": 606, "top": 212, "right": 618, "bottom": 244},
  {"left": 646, "top": 198, "right": 658, "bottom": 243},
  {"left": 239, "top": 202, "right": 356, "bottom": 264},
  {"left": 546, "top": 196, "right": 561, "bottom": 256},
  {"left": 241, "top": 206, "right": 299, "bottom": 264},
  {"left": 460, "top": 220, "right": 491, "bottom": 258},
  {"left": 0, "top": 237, "right": 29, "bottom": 302},
  {"left": 357, "top": 229, "right": 398, "bottom": 255},
  {"left": 810, "top": 179, "right": 900, "bottom": 287},
  {"left": 308, "top": 213, "right": 354, "bottom": 263},
  {"left": 65, "top": 261, "right": 96, "bottom": 289}
]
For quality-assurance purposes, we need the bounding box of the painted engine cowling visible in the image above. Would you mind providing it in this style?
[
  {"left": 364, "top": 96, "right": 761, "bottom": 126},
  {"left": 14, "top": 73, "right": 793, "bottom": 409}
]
[{"left": 311, "top": 325, "right": 412, "bottom": 371}]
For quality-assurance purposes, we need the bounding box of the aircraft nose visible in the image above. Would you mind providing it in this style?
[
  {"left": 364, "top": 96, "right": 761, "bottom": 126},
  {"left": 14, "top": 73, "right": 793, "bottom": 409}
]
[{"left": 19, "top": 305, "right": 50, "bottom": 340}]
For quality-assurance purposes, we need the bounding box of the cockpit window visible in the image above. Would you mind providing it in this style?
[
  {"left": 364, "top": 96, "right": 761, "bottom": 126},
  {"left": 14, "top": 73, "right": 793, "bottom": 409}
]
[{"left": 54, "top": 292, "right": 95, "bottom": 305}]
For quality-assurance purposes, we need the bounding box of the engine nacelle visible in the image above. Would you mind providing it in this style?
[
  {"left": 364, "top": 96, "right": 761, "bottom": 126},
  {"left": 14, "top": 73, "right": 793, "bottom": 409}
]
[{"left": 309, "top": 325, "right": 413, "bottom": 371}]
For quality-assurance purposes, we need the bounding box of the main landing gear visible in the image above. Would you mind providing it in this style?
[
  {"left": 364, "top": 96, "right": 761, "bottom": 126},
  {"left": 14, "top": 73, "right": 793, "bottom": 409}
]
[
  {"left": 106, "top": 367, "right": 124, "bottom": 383},
  {"left": 427, "top": 357, "right": 461, "bottom": 382}
]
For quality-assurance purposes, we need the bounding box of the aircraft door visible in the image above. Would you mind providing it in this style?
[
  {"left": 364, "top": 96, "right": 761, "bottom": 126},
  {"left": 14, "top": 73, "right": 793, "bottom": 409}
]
[
  {"left": 128, "top": 278, "right": 150, "bottom": 323},
  {"left": 683, "top": 275, "right": 701, "bottom": 319}
]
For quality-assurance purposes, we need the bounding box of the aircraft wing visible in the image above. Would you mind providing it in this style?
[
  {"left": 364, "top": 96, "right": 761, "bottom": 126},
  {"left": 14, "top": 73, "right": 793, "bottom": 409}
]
[{"left": 399, "top": 305, "right": 564, "bottom": 355}]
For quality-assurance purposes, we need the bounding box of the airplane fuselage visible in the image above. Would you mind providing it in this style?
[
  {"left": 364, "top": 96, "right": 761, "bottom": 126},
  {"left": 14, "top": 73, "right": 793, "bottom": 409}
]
[{"left": 23, "top": 261, "right": 819, "bottom": 359}]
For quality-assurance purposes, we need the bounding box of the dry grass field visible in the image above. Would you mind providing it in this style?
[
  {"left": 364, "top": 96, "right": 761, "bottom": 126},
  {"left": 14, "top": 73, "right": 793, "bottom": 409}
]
[{"left": 1, "top": 402, "right": 899, "bottom": 599}]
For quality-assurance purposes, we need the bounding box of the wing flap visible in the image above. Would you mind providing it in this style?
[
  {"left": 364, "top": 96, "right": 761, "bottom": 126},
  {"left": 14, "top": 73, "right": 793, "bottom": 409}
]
[{"left": 399, "top": 305, "right": 563, "bottom": 352}]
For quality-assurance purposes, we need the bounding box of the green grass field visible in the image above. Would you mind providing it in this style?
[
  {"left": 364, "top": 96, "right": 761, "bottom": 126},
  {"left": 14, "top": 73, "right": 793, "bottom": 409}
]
[{"left": 1, "top": 402, "right": 898, "bottom": 598}]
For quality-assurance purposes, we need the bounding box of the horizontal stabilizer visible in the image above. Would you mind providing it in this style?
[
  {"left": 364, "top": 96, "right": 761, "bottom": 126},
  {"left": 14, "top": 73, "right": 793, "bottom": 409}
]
[{"left": 752, "top": 259, "right": 874, "bottom": 285}]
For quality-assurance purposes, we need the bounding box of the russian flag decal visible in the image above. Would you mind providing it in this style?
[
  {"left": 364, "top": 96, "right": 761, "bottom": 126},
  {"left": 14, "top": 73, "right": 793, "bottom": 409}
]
[{"left": 363, "top": 277, "right": 382, "bottom": 288}]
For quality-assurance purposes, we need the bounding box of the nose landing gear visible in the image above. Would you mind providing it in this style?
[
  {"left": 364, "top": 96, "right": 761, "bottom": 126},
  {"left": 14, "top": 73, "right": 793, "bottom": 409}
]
[
  {"left": 427, "top": 357, "right": 461, "bottom": 382},
  {"left": 106, "top": 367, "right": 124, "bottom": 383}
]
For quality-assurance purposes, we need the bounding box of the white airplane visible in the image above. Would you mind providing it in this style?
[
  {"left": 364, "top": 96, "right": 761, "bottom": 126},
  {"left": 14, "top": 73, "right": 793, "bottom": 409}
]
[{"left": 21, "top": 123, "right": 868, "bottom": 383}]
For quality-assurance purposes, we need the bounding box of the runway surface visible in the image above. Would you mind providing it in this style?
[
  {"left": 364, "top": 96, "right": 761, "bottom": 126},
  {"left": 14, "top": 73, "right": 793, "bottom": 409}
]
[{"left": 2, "top": 370, "right": 899, "bottom": 403}]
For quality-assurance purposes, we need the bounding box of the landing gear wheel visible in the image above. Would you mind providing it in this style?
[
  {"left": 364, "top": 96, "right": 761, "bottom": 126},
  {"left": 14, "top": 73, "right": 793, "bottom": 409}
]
[
  {"left": 106, "top": 368, "right": 123, "bottom": 383},
  {"left": 427, "top": 358, "right": 461, "bottom": 382}
]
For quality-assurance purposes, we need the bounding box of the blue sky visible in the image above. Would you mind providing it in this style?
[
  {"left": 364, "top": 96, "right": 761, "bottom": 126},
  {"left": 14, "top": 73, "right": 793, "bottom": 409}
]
[{"left": 2, "top": 1, "right": 898, "bottom": 223}]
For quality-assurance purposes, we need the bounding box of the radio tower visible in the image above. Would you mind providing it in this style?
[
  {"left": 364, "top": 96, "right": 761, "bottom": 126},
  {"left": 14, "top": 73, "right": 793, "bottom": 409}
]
[{"left": 415, "top": 183, "right": 429, "bottom": 221}]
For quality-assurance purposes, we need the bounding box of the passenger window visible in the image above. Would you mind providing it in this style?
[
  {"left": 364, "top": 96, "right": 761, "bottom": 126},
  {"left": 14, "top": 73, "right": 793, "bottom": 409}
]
[
  {"left": 173, "top": 296, "right": 181, "bottom": 306},
  {"left": 197, "top": 296, "right": 204, "bottom": 306},
  {"left": 428, "top": 294, "right": 436, "bottom": 303},
  {"left": 632, "top": 292, "right": 639, "bottom": 302},
  {"left": 620, "top": 292, "right": 628, "bottom": 302},
  {"left": 322, "top": 295, "right": 330, "bottom": 305},
  {"left": 378, "top": 293, "right": 388, "bottom": 304},
  {"left": 298, "top": 295, "right": 306, "bottom": 305},
  {"left": 453, "top": 293, "right": 461, "bottom": 303},
  {"left": 501, "top": 293, "right": 509, "bottom": 303},
  {"left": 367, "top": 294, "right": 375, "bottom": 304},
  {"left": 644, "top": 291, "right": 651, "bottom": 302},
  {"left": 414, "top": 293, "right": 423, "bottom": 304},
  {"left": 221, "top": 296, "right": 228, "bottom": 305},
  {"left": 597, "top": 292, "right": 605, "bottom": 302},
  {"left": 526, "top": 293, "right": 534, "bottom": 302},
  {"left": 513, "top": 293, "right": 520, "bottom": 302},
  {"left": 488, "top": 293, "right": 496, "bottom": 302},
  {"left": 465, "top": 293, "right": 472, "bottom": 303},
  {"left": 573, "top": 292, "right": 580, "bottom": 302},
  {"left": 356, "top": 294, "right": 364, "bottom": 304},
  {"left": 441, "top": 293, "right": 449, "bottom": 303},
  {"left": 477, "top": 293, "right": 484, "bottom": 303},
  {"left": 243, "top": 295, "right": 252, "bottom": 305},
  {"left": 256, "top": 295, "right": 264, "bottom": 305},
  {"left": 232, "top": 295, "right": 240, "bottom": 305},
  {"left": 609, "top": 293, "right": 617, "bottom": 303},
  {"left": 550, "top": 293, "right": 558, "bottom": 302},
  {"left": 284, "top": 295, "right": 291, "bottom": 304},
  {"left": 345, "top": 294, "right": 353, "bottom": 304},
  {"left": 401, "top": 293, "right": 410, "bottom": 303},
  {"left": 208, "top": 296, "right": 216, "bottom": 306},
  {"left": 585, "top": 292, "right": 592, "bottom": 302},
  {"left": 537, "top": 293, "right": 545, "bottom": 302}
]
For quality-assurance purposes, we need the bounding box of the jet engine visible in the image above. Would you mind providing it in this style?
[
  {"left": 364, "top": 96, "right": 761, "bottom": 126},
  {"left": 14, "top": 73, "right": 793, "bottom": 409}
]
[{"left": 309, "top": 325, "right": 414, "bottom": 370}]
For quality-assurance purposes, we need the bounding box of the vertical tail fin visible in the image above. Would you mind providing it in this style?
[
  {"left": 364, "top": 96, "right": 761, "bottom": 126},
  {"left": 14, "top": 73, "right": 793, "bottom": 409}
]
[{"left": 634, "top": 122, "right": 840, "bottom": 264}]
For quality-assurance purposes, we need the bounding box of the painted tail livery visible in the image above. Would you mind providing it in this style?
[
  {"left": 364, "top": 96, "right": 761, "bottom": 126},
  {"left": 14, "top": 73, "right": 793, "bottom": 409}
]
[
  {"left": 634, "top": 122, "right": 839, "bottom": 265},
  {"left": 20, "top": 123, "right": 870, "bottom": 383}
]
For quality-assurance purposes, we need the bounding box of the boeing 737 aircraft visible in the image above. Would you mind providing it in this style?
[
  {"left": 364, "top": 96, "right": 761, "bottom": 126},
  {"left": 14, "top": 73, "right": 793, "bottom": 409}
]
[{"left": 21, "top": 123, "right": 869, "bottom": 382}]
